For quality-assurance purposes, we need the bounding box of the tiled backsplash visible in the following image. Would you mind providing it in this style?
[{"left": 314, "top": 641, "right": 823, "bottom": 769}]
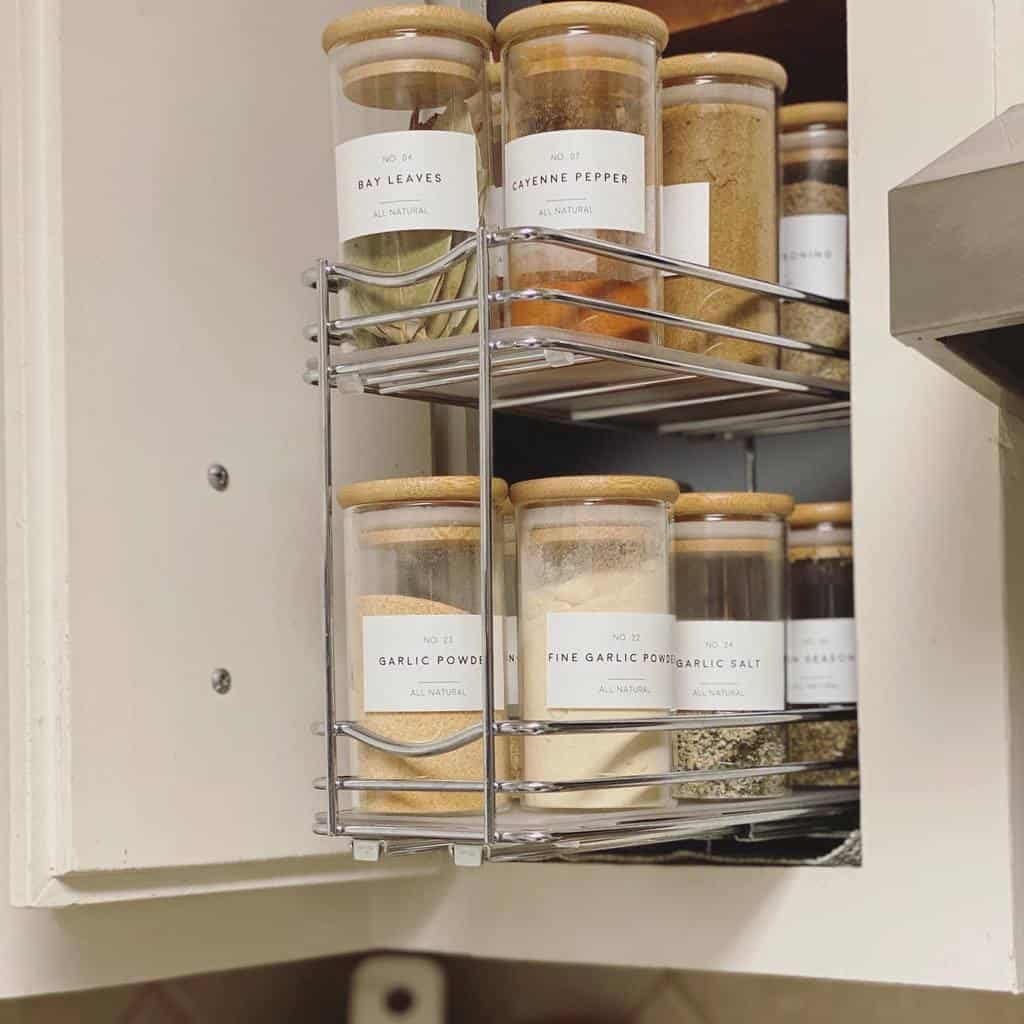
[{"left": 2, "top": 952, "right": 1023, "bottom": 1022}]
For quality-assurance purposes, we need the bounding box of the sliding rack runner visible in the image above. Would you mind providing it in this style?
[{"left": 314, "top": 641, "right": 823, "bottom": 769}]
[{"left": 305, "top": 226, "right": 856, "bottom": 866}]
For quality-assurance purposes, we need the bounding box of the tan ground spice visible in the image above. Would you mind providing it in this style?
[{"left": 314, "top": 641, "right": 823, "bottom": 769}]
[
  {"left": 788, "top": 719, "right": 859, "bottom": 787},
  {"left": 780, "top": 179, "right": 850, "bottom": 381},
  {"left": 353, "top": 593, "right": 510, "bottom": 814},
  {"left": 663, "top": 101, "right": 778, "bottom": 366}
]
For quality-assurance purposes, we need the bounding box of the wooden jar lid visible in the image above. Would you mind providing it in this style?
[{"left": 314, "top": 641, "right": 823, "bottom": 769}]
[
  {"left": 780, "top": 101, "right": 848, "bottom": 131},
  {"left": 528, "top": 524, "right": 648, "bottom": 545},
  {"left": 496, "top": 2, "right": 669, "bottom": 51},
  {"left": 661, "top": 52, "right": 788, "bottom": 93},
  {"left": 673, "top": 537, "right": 779, "bottom": 555},
  {"left": 339, "top": 476, "right": 508, "bottom": 508},
  {"left": 789, "top": 501, "right": 852, "bottom": 527},
  {"left": 342, "top": 58, "right": 480, "bottom": 109},
  {"left": 363, "top": 525, "right": 483, "bottom": 547},
  {"left": 674, "top": 492, "right": 794, "bottom": 520},
  {"left": 487, "top": 61, "right": 502, "bottom": 89},
  {"left": 511, "top": 475, "right": 680, "bottom": 506},
  {"left": 323, "top": 5, "right": 494, "bottom": 53}
]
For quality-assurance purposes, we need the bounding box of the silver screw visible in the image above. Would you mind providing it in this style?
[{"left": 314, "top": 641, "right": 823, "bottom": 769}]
[
  {"left": 211, "top": 668, "right": 232, "bottom": 694},
  {"left": 207, "top": 464, "right": 229, "bottom": 491}
]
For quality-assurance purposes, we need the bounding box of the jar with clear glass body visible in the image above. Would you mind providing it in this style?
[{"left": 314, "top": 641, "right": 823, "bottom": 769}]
[
  {"left": 787, "top": 501, "right": 858, "bottom": 786},
  {"left": 322, "top": 6, "right": 493, "bottom": 349},
  {"left": 673, "top": 492, "right": 793, "bottom": 799},
  {"left": 511, "top": 476, "right": 679, "bottom": 810},
  {"left": 339, "top": 476, "right": 511, "bottom": 814},
  {"left": 497, "top": 2, "right": 667, "bottom": 344},
  {"left": 484, "top": 62, "right": 507, "bottom": 294},
  {"left": 500, "top": 498, "right": 521, "bottom": 781},
  {"left": 661, "top": 53, "right": 787, "bottom": 366},
  {"left": 779, "top": 103, "right": 850, "bottom": 380}
]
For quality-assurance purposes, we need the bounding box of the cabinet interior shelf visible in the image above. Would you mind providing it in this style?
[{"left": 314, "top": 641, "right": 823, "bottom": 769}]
[{"left": 314, "top": 790, "right": 859, "bottom": 865}]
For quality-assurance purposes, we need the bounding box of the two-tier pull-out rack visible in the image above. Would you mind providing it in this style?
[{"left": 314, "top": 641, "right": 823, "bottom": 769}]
[{"left": 305, "top": 226, "right": 856, "bottom": 866}]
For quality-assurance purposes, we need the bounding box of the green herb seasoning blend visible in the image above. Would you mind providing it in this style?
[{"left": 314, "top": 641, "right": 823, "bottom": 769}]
[{"left": 322, "top": 6, "right": 493, "bottom": 348}]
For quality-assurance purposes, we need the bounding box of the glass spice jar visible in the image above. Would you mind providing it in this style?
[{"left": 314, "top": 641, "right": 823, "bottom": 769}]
[
  {"left": 484, "top": 62, "right": 508, "bottom": 294},
  {"left": 787, "top": 501, "right": 858, "bottom": 786},
  {"left": 322, "top": 6, "right": 493, "bottom": 349},
  {"left": 661, "top": 53, "right": 787, "bottom": 366},
  {"left": 779, "top": 103, "right": 850, "bottom": 381},
  {"left": 672, "top": 492, "right": 793, "bottom": 800},
  {"left": 511, "top": 476, "right": 679, "bottom": 810},
  {"left": 500, "top": 497, "right": 522, "bottom": 782},
  {"left": 496, "top": 2, "right": 668, "bottom": 344},
  {"left": 338, "top": 476, "right": 511, "bottom": 814}
]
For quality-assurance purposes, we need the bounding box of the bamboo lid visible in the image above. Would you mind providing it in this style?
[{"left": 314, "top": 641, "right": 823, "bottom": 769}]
[
  {"left": 789, "top": 544, "right": 853, "bottom": 562},
  {"left": 496, "top": 2, "right": 669, "bottom": 52},
  {"left": 342, "top": 58, "right": 479, "bottom": 109},
  {"left": 674, "top": 492, "right": 795, "bottom": 519},
  {"left": 789, "top": 501, "right": 852, "bottom": 527},
  {"left": 511, "top": 475, "right": 680, "bottom": 505},
  {"left": 339, "top": 476, "right": 508, "bottom": 508},
  {"left": 323, "top": 5, "right": 494, "bottom": 53},
  {"left": 514, "top": 50, "right": 649, "bottom": 86},
  {"left": 780, "top": 102, "right": 848, "bottom": 131},
  {"left": 673, "top": 537, "right": 779, "bottom": 554},
  {"left": 363, "top": 525, "right": 482, "bottom": 547},
  {"left": 661, "top": 52, "right": 788, "bottom": 93},
  {"left": 487, "top": 61, "right": 502, "bottom": 89}
]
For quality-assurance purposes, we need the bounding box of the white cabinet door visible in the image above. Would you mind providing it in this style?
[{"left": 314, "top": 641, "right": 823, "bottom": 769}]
[{"left": 3, "top": 0, "right": 433, "bottom": 905}]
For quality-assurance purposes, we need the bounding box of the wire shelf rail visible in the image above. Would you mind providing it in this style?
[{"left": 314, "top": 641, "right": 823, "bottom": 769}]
[{"left": 304, "top": 227, "right": 858, "bottom": 864}]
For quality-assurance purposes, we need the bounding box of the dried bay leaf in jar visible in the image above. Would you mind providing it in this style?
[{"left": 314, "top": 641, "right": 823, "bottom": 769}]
[
  {"left": 339, "top": 476, "right": 512, "bottom": 814},
  {"left": 779, "top": 103, "right": 850, "bottom": 381},
  {"left": 323, "top": 6, "right": 493, "bottom": 349},
  {"left": 673, "top": 492, "right": 793, "bottom": 800},
  {"left": 497, "top": 3, "right": 667, "bottom": 344},
  {"left": 661, "top": 54, "right": 787, "bottom": 366},
  {"left": 511, "top": 476, "right": 679, "bottom": 810},
  {"left": 787, "top": 501, "right": 858, "bottom": 786}
]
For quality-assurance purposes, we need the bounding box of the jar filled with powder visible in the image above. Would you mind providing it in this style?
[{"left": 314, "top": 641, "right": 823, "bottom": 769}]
[
  {"left": 661, "top": 53, "right": 787, "bottom": 366},
  {"left": 323, "top": 6, "right": 493, "bottom": 348},
  {"left": 497, "top": 2, "right": 668, "bottom": 343},
  {"left": 779, "top": 102, "right": 850, "bottom": 381},
  {"left": 339, "top": 476, "right": 511, "bottom": 814},
  {"left": 673, "top": 492, "right": 793, "bottom": 799},
  {"left": 787, "top": 501, "right": 858, "bottom": 786},
  {"left": 501, "top": 498, "right": 521, "bottom": 781},
  {"left": 511, "top": 476, "right": 678, "bottom": 810}
]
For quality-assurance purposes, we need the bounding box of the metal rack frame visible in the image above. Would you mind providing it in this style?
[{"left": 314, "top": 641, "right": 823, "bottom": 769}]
[{"left": 306, "top": 227, "right": 856, "bottom": 864}]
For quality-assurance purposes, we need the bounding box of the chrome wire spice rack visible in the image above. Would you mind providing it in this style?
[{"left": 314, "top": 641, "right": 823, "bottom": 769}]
[{"left": 305, "top": 227, "right": 857, "bottom": 865}]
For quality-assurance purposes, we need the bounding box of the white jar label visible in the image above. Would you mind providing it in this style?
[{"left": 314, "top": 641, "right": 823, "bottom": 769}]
[
  {"left": 676, "top": 621, "right": 785, "bottom": 711},
  {"left": 779, "top": 213, "right": 848, "bottom": 300},
  {"left": 786, "top": 618, "right": 857, "bottom": 704},
  {"left": 485, "top": 185, "right": 507, "bottom": 280},
  {"left": 504, "top": 130, "right": 646, "bottom": 234},
  {"left": 504, "top": 614, "right": 519, "bottom": 707},
  {"left": 660, "top": 182, "right": 710, "bottom": 265},
  {"left": 545, "top": 612, "right": 675, "bottom": 709},
  {"left": 334, "top": 130, "right": 479, "bottom": 244},
  {"left": 362, "top": 614, "right": 505, "bottom": 713}
]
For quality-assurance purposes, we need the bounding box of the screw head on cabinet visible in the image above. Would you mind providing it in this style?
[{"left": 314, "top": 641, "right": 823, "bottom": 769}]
[{"left": 207, "top": 463, "right": 230, "bottom": 491}]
